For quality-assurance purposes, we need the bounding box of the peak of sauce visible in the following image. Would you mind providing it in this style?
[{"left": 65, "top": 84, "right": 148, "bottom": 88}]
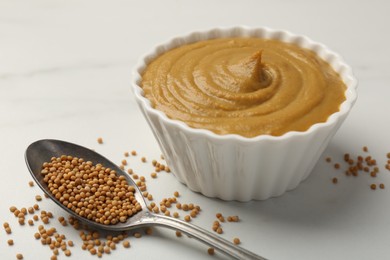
[
  {"left": 141, "top": 37, "right": 346, "bottom": 137},
  {"left": 228, "top": 50, "right": 272, "bottom": 92}
]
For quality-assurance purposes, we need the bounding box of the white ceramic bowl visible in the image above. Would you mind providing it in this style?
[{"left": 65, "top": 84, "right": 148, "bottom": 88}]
[{"left": 132, "top": 26, "right": 358, "bottom": 201}]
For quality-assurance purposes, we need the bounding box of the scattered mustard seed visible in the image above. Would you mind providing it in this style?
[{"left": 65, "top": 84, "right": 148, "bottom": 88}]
[
  {"left": 145, "top": 227, "right": 153, "bottom": 235},
  {"left": 16, "top": 253, "right": 23, "bottom": 260},
  {"left": 233, "top": 238, "right": 241, "bottom": 245},
  {"left": 29, "top": 181, "right": 34, "bottom": 187},
  {"left": 97, "top": 137, "right": 103, "bottom": 144},
  {"left": 332, "top": 178, "right": 338, "bottom": 184},
  {"left": 123, "top": 240, "right": 130, "bottom": 248},
  {"left": 380, "top": 183, "right": 385, "bottom": 189},
  {"left": 5, "top": 227, "right": 12, "bottom": 234},
  {"left": 207, "top": 248, "right": 215, "bottom": 255},
  {"left": 7, "top": 239, "right": 14, "bottom": 246},
  {"left": 370, "top": 184, "right": 377, "bottom": 190}
]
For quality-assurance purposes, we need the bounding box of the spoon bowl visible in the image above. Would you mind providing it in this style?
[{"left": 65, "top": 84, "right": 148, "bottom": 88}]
[{"left": 25, "top": 139, "right": 265, "bottom": 259}]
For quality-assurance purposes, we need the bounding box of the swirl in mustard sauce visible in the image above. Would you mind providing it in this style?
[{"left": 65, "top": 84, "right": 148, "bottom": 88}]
[{"left": 141, "top": 38, "right": 346, "bottom": 137}]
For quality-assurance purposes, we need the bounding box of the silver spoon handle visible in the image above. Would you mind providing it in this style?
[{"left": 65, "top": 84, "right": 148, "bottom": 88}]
[{"left": 139, "top": 213, "right": 266, "bottom": 260}]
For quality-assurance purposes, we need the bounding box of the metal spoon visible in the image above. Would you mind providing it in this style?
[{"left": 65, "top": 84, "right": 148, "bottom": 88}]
[{"left": 25, "top": 139, "right": 266, "bottom": 260}]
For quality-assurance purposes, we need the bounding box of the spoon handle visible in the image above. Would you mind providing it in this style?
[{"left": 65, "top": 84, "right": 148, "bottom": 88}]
[{"left": 140, "top": 213, "right": 266, "bottom": 259}]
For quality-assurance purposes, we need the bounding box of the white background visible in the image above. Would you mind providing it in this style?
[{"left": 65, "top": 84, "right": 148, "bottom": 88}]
[{"left": 1, "top": 0, "right": 389, "bottom": 259}]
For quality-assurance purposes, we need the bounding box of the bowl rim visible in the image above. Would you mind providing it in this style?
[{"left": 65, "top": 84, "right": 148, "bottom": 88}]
[{"left": 131, "top": 26, "right": 358, "bottom": 143}]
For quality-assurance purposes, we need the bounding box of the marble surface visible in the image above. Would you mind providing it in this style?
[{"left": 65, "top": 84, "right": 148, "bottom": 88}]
[{"left": 1, "top": 0, "right": 390, "bottom": 259}]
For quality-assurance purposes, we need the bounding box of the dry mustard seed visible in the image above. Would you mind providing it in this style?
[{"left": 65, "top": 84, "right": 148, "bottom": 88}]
[
  {"left": 89, "top": 248, "right": 97, "bottom": 255},
  {"left": 334, "top": 163, "right": 340, "bottom": 169},
  {"left": 34, "top": 232, "right": 41, "bottom": 239},
  {"left": 51, "top": 256, "right": 57, "bottom": 260},
  {"left": 173, "top": 212, "right": 179, "bottom": 218},
  {"left": 325, "top": 157, "right": 331, "bottom": 163},
  {"left": 7, "top": 239, "right": 14, "bottom": 246},
  {"left": 68, "top": 240, "right": 74, "bottom": 247},
  {"left": 33, "top": 204, "right": 39, "bottom": 210},
  {"left": 127, "top": 168, "right": 133, "bottom": 175},
  {"left": 216, "top": 227, "right": 223, "bottom": 234},
  {"left": 64, "top": 249, "right": 71, "bottom": 256},
  {"left": 133, "top": 232, "right": 142, "bottom": 238},
  {"left": 123, "top": 240, "right": 130, "bottom": 248},
  {"left": 380, "top": 183, "right": 385, "bottom": 189},
  {"left": 29, "top": 181, "right": 34, "bottom": 187},
  {"left": 332, "top": 177, "right": 338, "bottom": 184},
  {"left": 121, "top": 159, "right": 127, "bottom": 166},
  {"left": 370, "top": 184, "right": 377, "bottom": 190},
  {"left": 233, "top": 238, "right": 241, "bottom": 245},
  {"left": 28, "top": 207, "right": 34, "bottom": 214},
  {"left": 9, "top": 206, "right": 17, "bottom": 213},
  {"left": 16, "top": 254, "right": 23, "bottom": 260},
  {"left": 5, "top": 227, "right": 12, "bottom": 234},
  {"left": 190, "top": 211, "right": 197, "bottom": 218},
  {"left": 184, "top": 215, "right": 191, "bottom": 222},
  {"left": 35, "top": 195, "right": 42, "bottom": 201},
  {"left": 131, "top": 150, "right": 137, "bottom": 156},
  {"left": 119, "top": 165, "right": 125, "bottom": 170},
  {"left": 145, "top": 227, "right": 153, "bottom": 235},
  {"left": 28, "top": 219, "right": 34, "bottom": 226},
  {"left": 97, "top": 137, "right": 103, "bottom": 144},
  {"left": 151, "top": 172, "right": 157, "bottom": 178},
  {"left": 3, "top": 222, "right": 9, "bottom": 228},
  {"left": 363, "top": 146, "right": 368, "bottom": 152},
  {"left": 124, "top": 152, "right": 129, "bottom": 157},
  {"left": 175, "top": 231, "right": 182, "bottom": 237},
  {"left": 141, "top": 157, "right": 146, "bottom": 163},
  {"left": 208, "top": 248, "right": 215, "bottom": 255},
  {"left": 40, "top": 156, "right": 142, "bottom": 225}
]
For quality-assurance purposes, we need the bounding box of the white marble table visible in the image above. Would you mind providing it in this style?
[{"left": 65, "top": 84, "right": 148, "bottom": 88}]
[{"left": 1, "top": 1, "right": 390, "bottom": 259}]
